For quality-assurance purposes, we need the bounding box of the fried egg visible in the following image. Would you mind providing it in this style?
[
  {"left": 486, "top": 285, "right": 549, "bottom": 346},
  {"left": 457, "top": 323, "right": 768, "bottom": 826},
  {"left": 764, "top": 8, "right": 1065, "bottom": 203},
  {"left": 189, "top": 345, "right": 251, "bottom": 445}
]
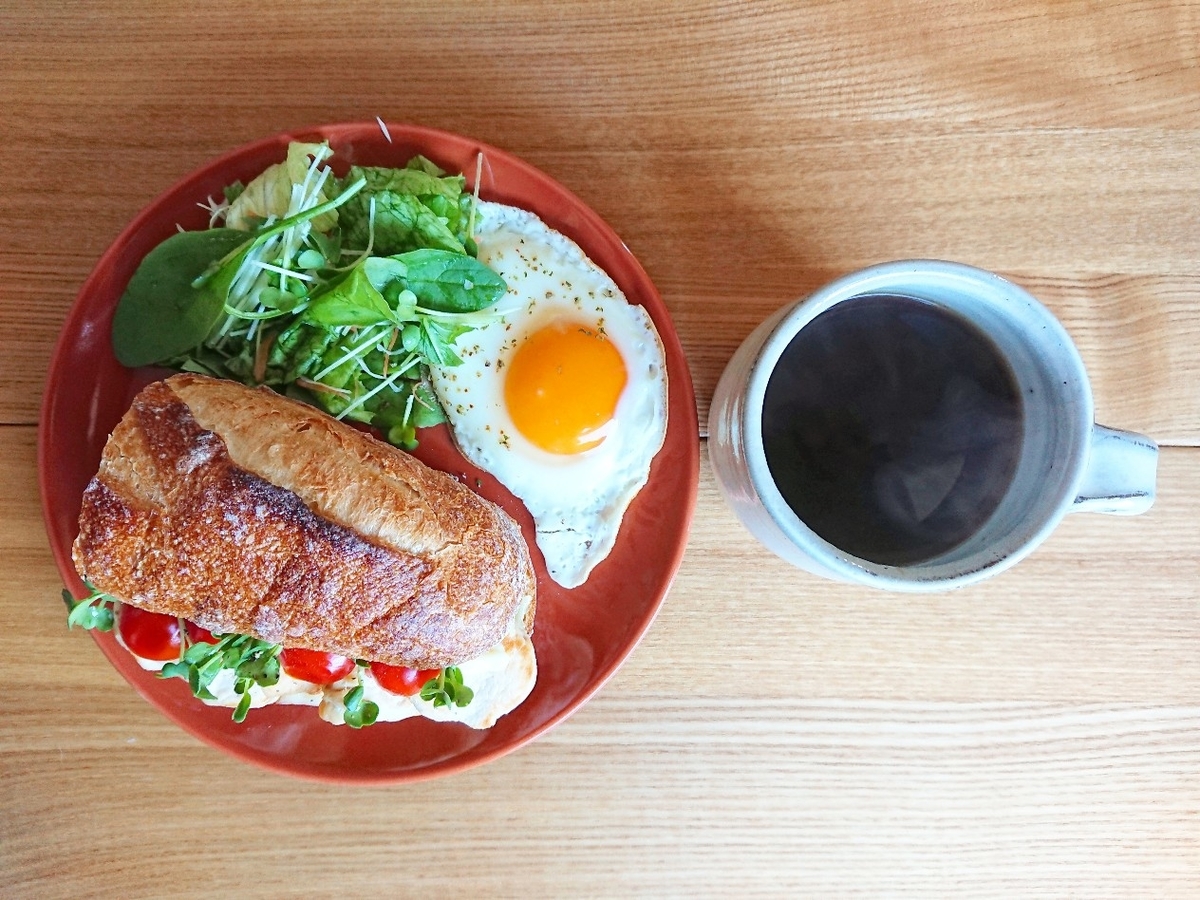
[{"left": 428, "top": 200, "right": 669, "bottom": 588}]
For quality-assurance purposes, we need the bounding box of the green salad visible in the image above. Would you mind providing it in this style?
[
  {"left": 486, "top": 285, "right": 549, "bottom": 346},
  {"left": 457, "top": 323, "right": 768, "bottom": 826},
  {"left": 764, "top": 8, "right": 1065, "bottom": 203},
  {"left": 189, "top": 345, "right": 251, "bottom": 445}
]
[{"left": 112, "top": 141, "right": 506, "bottom": 449}]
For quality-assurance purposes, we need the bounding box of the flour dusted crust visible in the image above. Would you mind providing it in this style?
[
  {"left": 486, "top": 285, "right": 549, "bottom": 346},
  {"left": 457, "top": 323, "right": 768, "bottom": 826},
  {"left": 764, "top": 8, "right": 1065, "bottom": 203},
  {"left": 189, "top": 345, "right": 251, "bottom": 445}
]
[{"left": 72, "top": 373, "right": 536, "bottom": 669}]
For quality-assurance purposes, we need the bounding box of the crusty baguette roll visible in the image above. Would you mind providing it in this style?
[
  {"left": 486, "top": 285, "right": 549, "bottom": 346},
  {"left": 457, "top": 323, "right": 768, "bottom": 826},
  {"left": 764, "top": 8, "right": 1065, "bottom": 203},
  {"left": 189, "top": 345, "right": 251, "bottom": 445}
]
[{"left": 72, "top": 373, "right": 536, "bottom": 669}]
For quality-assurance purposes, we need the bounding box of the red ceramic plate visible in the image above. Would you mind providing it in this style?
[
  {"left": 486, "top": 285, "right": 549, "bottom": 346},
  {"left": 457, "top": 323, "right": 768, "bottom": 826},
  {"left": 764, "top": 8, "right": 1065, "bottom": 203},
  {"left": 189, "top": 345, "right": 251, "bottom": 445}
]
[{"left": 39, "top": 122, "right": 699, "bottom": 783}]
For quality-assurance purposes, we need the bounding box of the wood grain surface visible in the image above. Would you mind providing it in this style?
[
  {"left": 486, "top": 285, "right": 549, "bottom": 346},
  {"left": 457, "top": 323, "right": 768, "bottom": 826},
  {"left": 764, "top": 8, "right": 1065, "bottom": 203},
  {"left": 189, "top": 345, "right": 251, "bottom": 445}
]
[{"left": 2, "top": 1, "right": 1198, "bottom": 896}]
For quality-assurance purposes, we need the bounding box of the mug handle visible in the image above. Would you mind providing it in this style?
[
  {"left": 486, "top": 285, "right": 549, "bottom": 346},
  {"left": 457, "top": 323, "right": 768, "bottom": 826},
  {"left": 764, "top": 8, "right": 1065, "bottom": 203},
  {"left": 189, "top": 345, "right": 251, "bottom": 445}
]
[{"left": 1072, "top": 425, "right": 1158, "bottom": 515}]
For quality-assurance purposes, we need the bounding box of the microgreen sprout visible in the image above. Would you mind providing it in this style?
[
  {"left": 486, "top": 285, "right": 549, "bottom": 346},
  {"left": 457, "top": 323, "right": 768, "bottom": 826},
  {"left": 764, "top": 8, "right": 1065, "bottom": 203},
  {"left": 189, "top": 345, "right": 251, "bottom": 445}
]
[
  {"left": 342, "top": 684, "right": 380, "bottom": 729},
  {"left": 159, "top": 633, "right": 283, "bottom": 723},
  {"left": 420, "top": 667, "right": 474, "bottom": 709},
  {"left": 63, "top": 584, "right": 117, "bottom": 631}
]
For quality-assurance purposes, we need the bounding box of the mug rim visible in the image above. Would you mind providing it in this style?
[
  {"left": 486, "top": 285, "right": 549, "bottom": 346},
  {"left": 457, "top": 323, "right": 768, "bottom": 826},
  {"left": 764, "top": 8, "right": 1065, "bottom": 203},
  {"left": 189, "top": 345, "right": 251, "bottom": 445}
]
[{"left": 738, "top": 259, "right": 1095, "bottom": 590}]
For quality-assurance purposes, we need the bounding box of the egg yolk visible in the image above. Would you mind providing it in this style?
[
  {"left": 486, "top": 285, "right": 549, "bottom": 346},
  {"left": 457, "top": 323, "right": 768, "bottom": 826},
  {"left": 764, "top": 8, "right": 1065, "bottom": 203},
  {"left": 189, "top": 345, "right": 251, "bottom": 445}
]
[{"left": 504, "top": 321, "right": 627, "bottom": 454}]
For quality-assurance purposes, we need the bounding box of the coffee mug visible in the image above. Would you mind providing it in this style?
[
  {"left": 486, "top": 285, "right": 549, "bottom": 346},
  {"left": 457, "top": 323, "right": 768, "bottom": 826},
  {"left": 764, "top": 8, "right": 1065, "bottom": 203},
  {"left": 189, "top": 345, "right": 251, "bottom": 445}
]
[{"left": 709, "top": 260, "right": 1158, "bottom": 591}]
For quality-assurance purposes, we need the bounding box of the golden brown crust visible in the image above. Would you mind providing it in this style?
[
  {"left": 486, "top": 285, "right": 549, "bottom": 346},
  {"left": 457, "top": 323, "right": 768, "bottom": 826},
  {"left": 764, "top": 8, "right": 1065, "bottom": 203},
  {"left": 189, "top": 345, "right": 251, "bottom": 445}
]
[{"left": 72, "top": 374, "right": 536, "bottom": 668}]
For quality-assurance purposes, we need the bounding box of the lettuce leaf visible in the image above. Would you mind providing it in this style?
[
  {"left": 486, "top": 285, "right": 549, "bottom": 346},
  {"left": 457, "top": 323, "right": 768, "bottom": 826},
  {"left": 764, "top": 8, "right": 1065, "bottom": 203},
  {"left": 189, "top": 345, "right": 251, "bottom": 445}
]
[
  {"left": 225, "top": 142, "right": 339, "bottom": 233},
  {"left": 338, "top": 158, "right": 473, "bottom": 256}
]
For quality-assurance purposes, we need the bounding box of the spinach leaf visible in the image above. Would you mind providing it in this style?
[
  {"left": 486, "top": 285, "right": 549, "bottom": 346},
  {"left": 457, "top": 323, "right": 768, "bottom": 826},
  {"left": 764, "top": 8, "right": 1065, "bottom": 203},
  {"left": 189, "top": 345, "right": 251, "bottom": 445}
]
[
  {"left": 303, "top": 266, "right": 398, "bottom": 328},
  {"left": 359, "top": 251, "right": 503, "bottom": 316},
  {"left": 394, "top": 249, "right": 507, "bottom": 313},
  {"left": 111, "top": 228, "right": 250, "bottom": 367},
  {"left": 113, "top": 176, "right": 367, "bottom": 368},
  {"left": 361, "top": 255, "right": 408, "bottom": 290}
]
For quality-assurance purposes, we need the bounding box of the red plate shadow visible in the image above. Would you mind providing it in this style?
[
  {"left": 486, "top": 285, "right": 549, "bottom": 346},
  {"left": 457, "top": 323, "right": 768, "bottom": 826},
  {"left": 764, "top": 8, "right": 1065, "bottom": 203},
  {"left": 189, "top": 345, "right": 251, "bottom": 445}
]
[{"left": 39, "top": 122, "right": 699, "bottom": 784}]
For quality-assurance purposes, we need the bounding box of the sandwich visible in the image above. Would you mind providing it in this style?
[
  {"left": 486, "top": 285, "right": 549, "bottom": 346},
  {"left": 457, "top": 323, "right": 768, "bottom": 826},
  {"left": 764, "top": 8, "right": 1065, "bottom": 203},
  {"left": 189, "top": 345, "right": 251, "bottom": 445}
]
[{"left": 69, "top": 373, "right": 537, "bottom": 728}]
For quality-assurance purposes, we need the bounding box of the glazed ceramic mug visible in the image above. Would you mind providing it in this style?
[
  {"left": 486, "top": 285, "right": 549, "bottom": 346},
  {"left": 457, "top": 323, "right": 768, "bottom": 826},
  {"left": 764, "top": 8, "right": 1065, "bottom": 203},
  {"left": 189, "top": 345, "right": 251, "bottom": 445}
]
[{"left": 709, "top": 260, "right": 1158, "bottom": 591}]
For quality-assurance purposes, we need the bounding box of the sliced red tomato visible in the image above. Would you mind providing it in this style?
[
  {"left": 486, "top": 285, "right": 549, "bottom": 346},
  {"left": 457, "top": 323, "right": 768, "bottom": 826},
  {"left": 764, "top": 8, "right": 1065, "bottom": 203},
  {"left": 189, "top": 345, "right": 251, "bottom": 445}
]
[
  {"left": 279, "top": 648, "right": 355, "bottom": 685},
  {"left": 116, "top": 604, "right": 182, "bottom": 661},
  {"left": 370, "top": 662, "right": 440, "bottom": 696},
  {"left": 185, "top": 621, "right": 219, "bottom": 645}
]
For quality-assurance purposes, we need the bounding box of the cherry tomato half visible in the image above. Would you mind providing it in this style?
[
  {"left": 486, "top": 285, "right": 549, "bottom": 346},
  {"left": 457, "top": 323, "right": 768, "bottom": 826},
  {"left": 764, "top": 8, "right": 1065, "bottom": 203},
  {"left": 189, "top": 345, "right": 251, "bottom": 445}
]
[
  {"left": 279, "top": 648, "right": 356, "bottom": 685},
  {"left": 370, "top": 662, "right": 440, "bottom": 696},
  {"left": 116, "top": 604, "right": 182, "bottom": 661},
  {"left": 185, "top": 621, "right": 219, "bottom": 645}
]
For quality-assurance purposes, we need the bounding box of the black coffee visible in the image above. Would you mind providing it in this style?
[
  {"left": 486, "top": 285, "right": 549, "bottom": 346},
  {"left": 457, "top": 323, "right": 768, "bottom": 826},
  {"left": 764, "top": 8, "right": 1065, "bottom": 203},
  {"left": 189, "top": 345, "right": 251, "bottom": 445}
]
[{"left": 762, "top": 294, "right": 1024, "bottom": 566}]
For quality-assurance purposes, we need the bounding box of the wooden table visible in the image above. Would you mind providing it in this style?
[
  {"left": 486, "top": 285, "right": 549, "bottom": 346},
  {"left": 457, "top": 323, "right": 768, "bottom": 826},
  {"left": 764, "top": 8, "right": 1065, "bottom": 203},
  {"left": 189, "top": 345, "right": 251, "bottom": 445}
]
[{"left": 3, "top": 2, "right": 1198, "bottom": 895}]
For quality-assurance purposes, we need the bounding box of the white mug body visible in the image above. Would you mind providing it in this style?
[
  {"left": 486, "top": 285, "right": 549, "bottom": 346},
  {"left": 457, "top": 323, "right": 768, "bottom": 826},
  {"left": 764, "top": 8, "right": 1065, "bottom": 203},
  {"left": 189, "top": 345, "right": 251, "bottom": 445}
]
[{"left": 708, "top": 260, "right": 1157, "bottom": 591}]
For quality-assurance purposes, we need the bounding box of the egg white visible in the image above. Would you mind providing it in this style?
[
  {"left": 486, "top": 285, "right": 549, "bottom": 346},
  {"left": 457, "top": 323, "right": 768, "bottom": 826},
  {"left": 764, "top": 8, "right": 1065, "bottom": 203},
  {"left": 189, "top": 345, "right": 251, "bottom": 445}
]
[{"left": 428, "top": 200, "right": 669, "bottom": 588}]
